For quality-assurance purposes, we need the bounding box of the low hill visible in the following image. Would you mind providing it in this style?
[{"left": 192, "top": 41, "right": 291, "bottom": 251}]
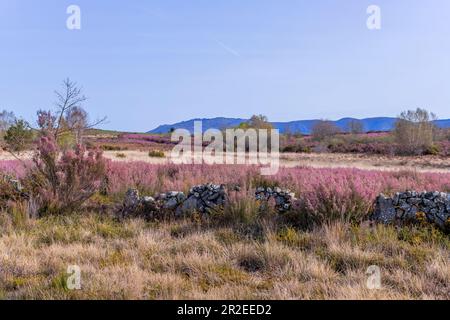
[{"left": 149, "top": 117, "right": 450, "bottom": 134}]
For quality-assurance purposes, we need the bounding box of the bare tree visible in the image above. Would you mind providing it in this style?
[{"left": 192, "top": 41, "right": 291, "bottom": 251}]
[
  {"left": 346, "top": 119, "right": 364, "bottom": 134},
  {"left": 45, "top": 78, "right": 106, "bottom": 142},
  {"left": 0, "top": 110, "right": 16, "bottom": 133},
  {"left": 393, "top": 108, "right": 437, "bottom": 155},
  {"left": 66, "top": 106, "right": 88, "bottom": 143},
  {"left": 53, "top": 78, "right": 87, "bottom": 139},
  {"left": 311, "top": 120, "right": 341, "bottom": 141}
]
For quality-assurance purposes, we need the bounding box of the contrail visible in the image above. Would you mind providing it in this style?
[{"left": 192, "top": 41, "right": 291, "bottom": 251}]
[{"left": 214, "top": 39, "right": 241, "bottom": 57}]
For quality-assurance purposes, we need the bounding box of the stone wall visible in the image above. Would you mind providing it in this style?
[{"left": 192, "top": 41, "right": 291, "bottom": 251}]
[
  {"left": 122, "top": 184, "right": 450, "bottom": 232},
  {"left": 122, "top": 183, "right": 296, "bottom": 217},
  {"left": 255, "top": 187, "right": 297, "bottom": 212},
  {"left": 372, "top": 191, "right": 450, "bottom": 231},
  {"left": 122, "top": 183, "right": 228, "bottom": 218}
]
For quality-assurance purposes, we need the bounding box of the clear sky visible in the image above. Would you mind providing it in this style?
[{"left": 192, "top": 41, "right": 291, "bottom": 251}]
[{"left": 1, "top": 0, "right": 450, "bottom": 132}]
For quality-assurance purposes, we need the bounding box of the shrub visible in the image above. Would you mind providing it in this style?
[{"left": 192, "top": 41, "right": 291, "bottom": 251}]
[
  {"left": 25, "top": 135, "right": 107, "bottom": 215},
  {"left": 101, "top": 145, "right": 125, "bottom": 151},
  {"left": 289, "top": 169, "right": 384, "bottom": 228},
  {"left": 281, "top": 143, "right": 312, "bottom": 153},
  {"left": 148, "top": 150, "right": 165, "bottom": 158},
  {"left": 237, "top": 251, "right": 266, "bottom": 272},
  {"left": 0, "top": 174, "right": 24, "bottom": 209},
  {"left": 423, "top": 144, "right": 440, "bottom": 156}
]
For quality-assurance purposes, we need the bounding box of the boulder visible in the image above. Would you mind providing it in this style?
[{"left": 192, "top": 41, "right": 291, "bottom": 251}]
[{"left": 372, "top": 194, "right": 396, "bottom": 224}]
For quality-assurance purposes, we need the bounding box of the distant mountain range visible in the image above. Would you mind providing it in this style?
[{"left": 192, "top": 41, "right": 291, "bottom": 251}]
[{"left": 149, "top": 117, "right": 450, "bottom": 135}]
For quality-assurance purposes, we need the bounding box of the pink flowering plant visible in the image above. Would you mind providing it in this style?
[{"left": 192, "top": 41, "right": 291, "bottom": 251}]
[{"left": 26, "top": 135, "right": 107, "bottom": 215}]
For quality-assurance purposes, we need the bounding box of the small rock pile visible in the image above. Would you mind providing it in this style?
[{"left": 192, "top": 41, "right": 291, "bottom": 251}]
[
  {"left": 122, "top": 183, "right": 227, "bottom": 217},
  {"left": 156, "top": 191, "right": 186, "bottom": 211},
  {"left": 179, "top": 184, "right": 227, "bottom": 215},
  {"left": 372, "top": 191, "right": 450, "bottom": 231},
  {"left": 255, "top": 187, "right": 297, "bottom": 213}
]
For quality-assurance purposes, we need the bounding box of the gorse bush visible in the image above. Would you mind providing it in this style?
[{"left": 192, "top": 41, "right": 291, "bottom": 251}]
[
  {"left": 26, "top": 135, "right": 107, "bottom": 215},
  {"left": 148, "top": 150, "right": 165, "bottom": 158}
]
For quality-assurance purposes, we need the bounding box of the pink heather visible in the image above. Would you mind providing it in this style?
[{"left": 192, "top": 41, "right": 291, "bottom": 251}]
[{"left": 2, "top": 159, "right": 449, "bottom": 214}]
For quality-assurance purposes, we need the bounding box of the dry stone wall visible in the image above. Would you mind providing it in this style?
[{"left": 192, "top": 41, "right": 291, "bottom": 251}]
[
  {"left": 372, "top": 191, "right": 450, "bottom": 231},
  {"left": 122, "top": 183, "right": 450, "bottom": 232},
  {"left": 122, "top": 183, "right": 296, "bottom": 217}
]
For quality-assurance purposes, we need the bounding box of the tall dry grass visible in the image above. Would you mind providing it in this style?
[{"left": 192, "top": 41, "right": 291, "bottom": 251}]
[{"left": 0, "top": 211, "right": 448, "bottom": 300}]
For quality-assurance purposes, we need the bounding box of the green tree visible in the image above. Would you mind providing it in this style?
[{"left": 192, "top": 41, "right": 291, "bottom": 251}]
[
  {"left": 238, "top": 114, "right": 273, "bottom": 130},
  {"left": 4, "top": 119, "right": 34, "bottom": 153}
]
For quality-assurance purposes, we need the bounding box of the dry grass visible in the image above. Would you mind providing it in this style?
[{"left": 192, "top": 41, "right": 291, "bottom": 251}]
[{"left": 0, "top": 211, "right": 448, "bottom": 300}]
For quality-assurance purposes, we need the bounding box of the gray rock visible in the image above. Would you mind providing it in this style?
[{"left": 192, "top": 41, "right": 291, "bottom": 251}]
[
  {"left": 185, "top": 196, "right": 198, "bottom": 209},
  {"left": 164, "top": 197, "right": 179, "bottom": 209},
  {"left": 422, "top": 198, "right": 435, "bottom": 208},
  {"left": 124, "top": 189, "right": 140, "bottom": 209},
  {"left": 371, "top": 191, "right": 449, "bottom": 231},
  {"left": 404, "top": 206, "right": 418, "bottom": 220},
  {"left": 372, "top": 194, "right": 396, "bottom": 224},
  {"left": 407, "top": 198, "right": 421, "bottom": 205}
]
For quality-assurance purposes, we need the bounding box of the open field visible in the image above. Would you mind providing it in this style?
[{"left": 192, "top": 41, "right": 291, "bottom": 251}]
[
  {"left": 105, "top": 150, "right": 450, "bottom": 173},
  {"left": 0, "top": 130, "right": 449, "bottom": 300},
  {"left": 1, "top": 155, "right": 449, "bottom": 299},
  {"left": 1, "top": 150, "right": 449, "bottom": 173}
]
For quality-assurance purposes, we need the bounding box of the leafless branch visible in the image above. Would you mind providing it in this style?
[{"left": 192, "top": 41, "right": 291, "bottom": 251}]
[{"left": 53, "top": 78, "right": 87, "bottom": 139}]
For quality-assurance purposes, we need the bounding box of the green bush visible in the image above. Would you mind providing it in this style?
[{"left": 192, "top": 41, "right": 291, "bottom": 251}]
[
  {"left": 101, "top": 145, "right": 125, "bottom": 151},
  {"left": 148, "top": 150, "right": 165, "bottom": 158},
  {"left": 4, "top": 119, "right": 33, "bottom": 153},
  {"left": 423, "top": 144, "right": 440, "bottom": 156}
]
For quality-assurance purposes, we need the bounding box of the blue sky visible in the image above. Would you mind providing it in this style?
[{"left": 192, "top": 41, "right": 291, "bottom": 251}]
[{"left": 1, "top": 0, "right": 450, "bottom": 132}]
